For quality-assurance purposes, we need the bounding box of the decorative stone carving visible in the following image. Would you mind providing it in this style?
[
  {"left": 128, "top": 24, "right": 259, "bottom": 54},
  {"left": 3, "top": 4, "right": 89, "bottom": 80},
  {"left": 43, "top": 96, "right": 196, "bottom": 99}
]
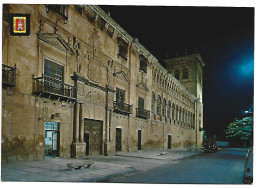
[
  {"left": 114, "top": 70, "right": 129, "bottom": 84},
  {"left": 87, "top": 57, "right": 102, "bottom": 83},
  {"left": 107, "top": 92, "right": 114, "bottom": 109},
  {"left": 77, "top": 81, "right": 85, "bottom": 102},
  {"left": 85, "top": 90, "right": 104, "bottom": 105},
  {"left": 88, "top": 28, "right": 102, "bottom": 57},
  {"left": 37, "top": 33, "right": 74, "bottom": 55}
]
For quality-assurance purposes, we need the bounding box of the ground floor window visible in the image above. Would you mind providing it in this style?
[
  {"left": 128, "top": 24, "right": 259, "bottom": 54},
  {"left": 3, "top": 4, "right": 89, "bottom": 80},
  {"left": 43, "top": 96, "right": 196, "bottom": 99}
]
[{"left": 45, "top": 121, "right": 59, "bottom": 158}]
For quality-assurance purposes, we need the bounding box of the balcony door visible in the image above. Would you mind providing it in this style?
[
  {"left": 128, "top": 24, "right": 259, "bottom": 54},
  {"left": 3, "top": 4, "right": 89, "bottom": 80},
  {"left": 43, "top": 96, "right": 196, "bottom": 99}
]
[
  {"left": 138, "top": 97, "right": 144, "bottom": 110},
  {"left": 44, "top": 58, "right": 64, "bottom": 82}
]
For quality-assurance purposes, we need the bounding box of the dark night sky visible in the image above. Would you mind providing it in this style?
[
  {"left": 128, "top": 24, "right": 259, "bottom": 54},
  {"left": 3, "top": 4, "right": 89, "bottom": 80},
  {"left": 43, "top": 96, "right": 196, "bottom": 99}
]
[{"left": 99, "top": 5, "right": 254, "bottom": 139}]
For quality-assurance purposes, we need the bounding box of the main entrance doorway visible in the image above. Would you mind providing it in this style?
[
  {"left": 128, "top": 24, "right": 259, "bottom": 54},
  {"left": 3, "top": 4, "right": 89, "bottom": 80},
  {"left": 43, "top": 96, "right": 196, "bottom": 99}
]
[
  {"left": 84, "top": 119, "right": 103, "bottom": 155},
  {"left": 168, "top": 135, "right": 172, "bottom": 149},
  {"left": 45, "top": 122, "right": 59, "bottom": 158},
  {"left": 116, "top": 128, "right": 122, "bottom": 151},
  {"left": 138, "top": 130, "right": 141, "bottom": 150}
]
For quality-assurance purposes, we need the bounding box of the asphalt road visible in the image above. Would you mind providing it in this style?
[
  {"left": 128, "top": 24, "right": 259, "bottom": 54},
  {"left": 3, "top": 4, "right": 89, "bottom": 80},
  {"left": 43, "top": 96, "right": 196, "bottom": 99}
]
[{"left": 104, "top": 148, "right": 248, "bottom": 184}]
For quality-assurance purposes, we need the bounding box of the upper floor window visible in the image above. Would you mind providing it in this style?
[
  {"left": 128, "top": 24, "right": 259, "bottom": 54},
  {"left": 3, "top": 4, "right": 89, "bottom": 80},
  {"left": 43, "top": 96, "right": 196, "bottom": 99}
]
[
  {"left": 138, "top": 97, "right": 145, "bottom": 110},
  {"left": 47, "top": 5, "right": 68, "bottom": 21},
  {"left": 44, "top": 59, "right": 64, "bottom": 83},
  {"left": 179, "top": 106, "right": 182, "bottom": 121},
  {"left": 174, "top": 69, "right": 180, "bottom": 80},
  {"left": 157, "top": 95, "right": 161, "bottom": 115},
  {"left": 176, "top": 105, "right": 179, "bottom": 121},
  {"left": 167, "top": 100, "right": 171, "bottom": 118},
  {"left": 117, "top": 38, "right": 128, "bottom": 60},
  {"left": 172, "top": 103, "right": 175, "bottom": 120},
  {"left": 162, "top": 98, "right": 166, "bottom": 117},
  {"left": 139, "top": 54, "right": 148, "bottom": 73},
  {"left": 116, "top": 88, "right": 125, "bottom": 103},
  {"left": 75, "top": 5, "right": 83, "bottom": 15},
  {"left": 151, "top": 92, "right": 155, "bottom": 114},
  {"left": 183, "top": 68, "right": 188, "bottom": 79}
]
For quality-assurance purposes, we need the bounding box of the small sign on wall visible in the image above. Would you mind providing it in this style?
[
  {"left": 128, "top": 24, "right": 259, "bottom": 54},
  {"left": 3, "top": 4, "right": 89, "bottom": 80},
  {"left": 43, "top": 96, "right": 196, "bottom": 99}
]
[{"left": 9, "top": 13, "right": 30, "bottom": 36}]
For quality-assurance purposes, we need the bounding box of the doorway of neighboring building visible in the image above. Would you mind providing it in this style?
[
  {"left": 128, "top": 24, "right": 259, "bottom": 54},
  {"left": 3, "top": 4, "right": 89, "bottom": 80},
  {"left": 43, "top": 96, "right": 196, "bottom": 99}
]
[
  {"left": 168, "top": 135, "right": 172, "bottom": 149},
  {"left": 116, "top": 128, "right": 122, "bottom": 151},
  {"left": 45, "top": 122, "right": 59, "bottom": 158},
  {"left": 138, "top": 130, "right": 142, "bottom": 150},
  {"left": 84, "top": 119, "right": 103, "bottom": 155}
]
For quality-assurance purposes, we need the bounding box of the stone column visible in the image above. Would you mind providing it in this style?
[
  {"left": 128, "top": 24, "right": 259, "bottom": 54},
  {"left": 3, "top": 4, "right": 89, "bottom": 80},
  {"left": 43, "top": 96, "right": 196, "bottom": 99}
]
[
  {"left": 79, "top": 103, "right": 84, "bottom": 143},
  {"left": 73, "top": 102, "right": 79, "bottom": 143}
]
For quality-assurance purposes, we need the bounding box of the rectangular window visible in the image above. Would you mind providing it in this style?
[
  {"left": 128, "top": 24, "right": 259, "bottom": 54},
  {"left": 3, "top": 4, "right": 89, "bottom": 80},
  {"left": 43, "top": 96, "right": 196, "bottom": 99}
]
[
  {"left": 139, "top": 55, "right": 147, "bottom": 73},
  {"left": 117, "top": 38, "right": 128, "bottom": 60},
  {"left": 47, "top": 5, "right": 68, "bottom": 20},
  {"left": 138, "top": 97, "right": 144, "bottom": 110},
  {"left": 44, "top": 59, "right": 64, "bottom": 83},
  {"left": 116, "top": 88, "right": 125, "bottom": 103}
]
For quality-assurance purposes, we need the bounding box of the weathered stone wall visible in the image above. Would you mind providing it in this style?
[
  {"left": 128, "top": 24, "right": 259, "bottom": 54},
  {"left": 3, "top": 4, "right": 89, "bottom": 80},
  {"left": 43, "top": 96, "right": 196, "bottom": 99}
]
[{"left": 2, "top": 4, "right": 204, "bottom": 162}]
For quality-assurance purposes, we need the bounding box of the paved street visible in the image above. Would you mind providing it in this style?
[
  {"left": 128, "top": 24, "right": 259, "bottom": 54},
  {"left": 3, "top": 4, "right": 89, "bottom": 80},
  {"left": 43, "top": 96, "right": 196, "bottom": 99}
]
[{"left": 102, "top": 148, "right": 249, "bottom": 184}]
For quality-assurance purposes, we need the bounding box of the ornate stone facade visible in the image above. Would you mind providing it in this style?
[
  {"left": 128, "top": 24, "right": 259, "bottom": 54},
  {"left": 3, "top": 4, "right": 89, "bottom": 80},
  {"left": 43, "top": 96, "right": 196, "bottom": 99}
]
[{"left": 2, "top": 4, "right": 204, "bottom": 162}]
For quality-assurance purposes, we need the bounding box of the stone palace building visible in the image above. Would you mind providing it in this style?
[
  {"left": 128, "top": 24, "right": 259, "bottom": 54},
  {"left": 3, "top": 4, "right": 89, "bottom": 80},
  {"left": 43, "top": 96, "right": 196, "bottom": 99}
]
[{"left": 2, "top": 4, "right": 204, "bottom": 162}]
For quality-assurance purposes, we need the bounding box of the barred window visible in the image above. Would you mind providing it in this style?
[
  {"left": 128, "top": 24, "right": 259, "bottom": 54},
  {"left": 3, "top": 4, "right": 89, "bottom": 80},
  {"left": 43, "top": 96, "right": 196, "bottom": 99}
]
[
  {"left": 179, "top": 106, "right": 182, "bottom": 122},
  {"left": 162, "top": 98, "right": 166, "bottom": 117},
  {"left": 183, "top": 108, "right": 185, "bottom": 123},
  {"left": 176, "top": 105, "right": 179, "bottom": 121},
  {"left": 157, "top": 95, "right": 161, "bottom": 115},
  {"left": 172, "top": 103, "right": 175, "bottom": 120},
  {"left": 167, "top": 100, "right": 171, "bottom": 118},
  {"left": 151, "top": 92, "right": 155, "bottom": 114}
]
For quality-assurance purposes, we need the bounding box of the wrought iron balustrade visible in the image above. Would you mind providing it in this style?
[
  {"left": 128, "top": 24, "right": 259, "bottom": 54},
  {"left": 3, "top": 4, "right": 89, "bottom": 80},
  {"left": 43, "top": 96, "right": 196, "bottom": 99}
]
[
  {"left": 136, "top": 108, "right": 150, "bottom": 120},
  {"left": 113, "top": 101, "right": 132, "bottom": 115},
  {"left": 33, "top": 75, "right": 77, "bottom": 101},
  {"left": 2, "top": 64, "right": 16, "bottom": 87}
]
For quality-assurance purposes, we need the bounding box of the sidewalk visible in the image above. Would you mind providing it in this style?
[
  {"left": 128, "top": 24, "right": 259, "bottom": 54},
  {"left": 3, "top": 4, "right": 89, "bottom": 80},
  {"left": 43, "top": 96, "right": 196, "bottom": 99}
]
[
  {"left": 1, "top": 149, "right": 202, "bottom": 182},
  {"left": 1, "top": 158, "right": 135, "bottom": 182},
  {"left": 115, "top": 148, "right": 202, "bottom": 160}
]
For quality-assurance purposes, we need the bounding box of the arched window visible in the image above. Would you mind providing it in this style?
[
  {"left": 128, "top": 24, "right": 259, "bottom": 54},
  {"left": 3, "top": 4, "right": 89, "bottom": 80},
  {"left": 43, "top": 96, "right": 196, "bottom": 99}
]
[
  {"left": 183, "top": 68, "right": 189, "bottom": 79},
  {"left": 167, "top": 100, "right": 171, "bottom": 118},
  {"left": 151, "top": 92, "right": 155, "bottom": 114},
  {"left": 157, "top": 95, "right": 161, "bottom": 115},
  {"left": 174, "top": 69, "right": 180, "bottom": 80},
  {"left": 172, "top": 103, "right": 175, "bottom": 120},
  {"left": 176, "top": 105, "right": 179, "bottom": 121},
  {"left": 179, "top": 106, "right": 182, "bottom": 122},
  {"left": 183, "top": 108, "right": 185, "bottom": 123},
  {"left": 162, "top": 98, "right": 166, "bottom": 117}
]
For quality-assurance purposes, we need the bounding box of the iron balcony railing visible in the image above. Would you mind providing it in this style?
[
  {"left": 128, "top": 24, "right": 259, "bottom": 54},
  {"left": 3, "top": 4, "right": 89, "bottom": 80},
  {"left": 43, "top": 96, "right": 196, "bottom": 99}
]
[
  {"left": 136, "top": 108, "right": 150, "bottom": 120},
  {"left": 113, "top": 101, "right": 132, "bottom": 115},
  {"left": 33, "top": 75, "right": 77, "bottom": 101},
  {"left": 2, "top": 64, "right": 16, "bottom": 87}
]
